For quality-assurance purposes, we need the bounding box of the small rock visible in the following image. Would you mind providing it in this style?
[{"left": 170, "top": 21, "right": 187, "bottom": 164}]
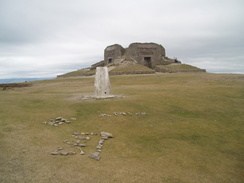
[
  {"left": 60, "top": 152, "right": 69, "bottom": 156},
  {"left": 78, "top": 144, "right": 86, "bottom": 147},
  {"left": 53, "top": 124, "right": 58, "bottom": 127},
  {"left": 68, "top": 151, "right": 76, "bottom": 155},
  {"left": 79, "top": 136, "right": 86, "bottom": 140},
  {"left": 73, "top": 132, "right": 80, "bottom": 136},
  {"left": 81, "top": 132, "right": 85, "bottom": 135},
  {"left": 57, "top": 147, "right": 63, "bottom": 151},
  {"left": 58, "top": 122, "right": 63, "bottom": 125},
  {"left": 85, "top": 137, "right": 90, "bottom": 140},
  {"left": 96, "top": 144, "right": 103, "bottom": 150},
  {"left": 50, "top": 152, "right": 59, "bottom": 155},
  {"left": 101, "top": 132, "right": 113, "bottom": 138},
  {"left": 102, "top": 136, "right": 108, "bottom": 140},
  {"left": 70, "top": 118, "right": 77, "bottom": 120},
  {"left": 88, "top": 152, "right": 100, "bottom": 161},
  {"left": 56, "top": 117, "right": 62, "bottom": 120},
  {"left": 80, "top": 150, "right": 85, "bottom": 155},
  {"left": 61, "top": 119, "right": 66, "bottom": 122},
  {"left": 76, "top": 140, "right": 81, "bottom": 144},
  {"left": 65, "top": 121, "right": 71, "bottom": 124},
  {"left": 99, "top": 139, "right": 105, "bottom": 144},
  {"left": 85, "top": 132, "right": 90, "bottom": 135}
]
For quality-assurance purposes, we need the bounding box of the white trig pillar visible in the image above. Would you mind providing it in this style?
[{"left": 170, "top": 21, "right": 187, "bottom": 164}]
[{"left": 94, "top": 67, "right": 112, "bottom": 98}]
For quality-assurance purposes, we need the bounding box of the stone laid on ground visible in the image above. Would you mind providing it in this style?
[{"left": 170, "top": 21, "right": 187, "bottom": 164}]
[
  {"left": 42, "top": 116, "right": 76, "bottom": 127},
  {"left": 88, "top": 152, "right": 101, "bottom": 161},
  {"left": 99, "top": 112, "right": 148, "bottom": 117},
  {"left": 50, "top": 131, "right": 113, "bottom": 160},
  {"left": 101, "top": 132, "right": 113, "bottom": 138}
]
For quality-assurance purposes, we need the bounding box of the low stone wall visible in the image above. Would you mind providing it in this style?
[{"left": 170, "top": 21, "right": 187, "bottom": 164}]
[
  {"left": 154, "top": 67, "right": 206, "bottom": 73},
  {"left": 57, "top": 73, "right": 94, "bottom": 78},
  {"left": 109, "top": 70, "right": 156, "bottom": 75}
]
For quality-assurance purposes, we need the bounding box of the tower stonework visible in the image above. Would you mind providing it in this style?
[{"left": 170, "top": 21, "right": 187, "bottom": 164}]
[{"left": 104, "top": 43, "right": 166, "bottom": 68}]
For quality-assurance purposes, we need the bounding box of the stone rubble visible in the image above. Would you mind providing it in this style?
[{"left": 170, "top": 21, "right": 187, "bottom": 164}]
[{"left": 42, "top": 117, "right": 76, "bottom": 127}]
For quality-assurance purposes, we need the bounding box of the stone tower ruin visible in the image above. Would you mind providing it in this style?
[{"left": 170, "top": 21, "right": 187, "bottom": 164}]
[{"left": 104, "top": 43, "right": 166, "bottom": 68}]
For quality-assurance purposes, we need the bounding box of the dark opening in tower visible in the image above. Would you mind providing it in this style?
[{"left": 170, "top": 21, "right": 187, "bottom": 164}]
[{"left": 144, "top": 57, "right": 152, "bottom": 68}]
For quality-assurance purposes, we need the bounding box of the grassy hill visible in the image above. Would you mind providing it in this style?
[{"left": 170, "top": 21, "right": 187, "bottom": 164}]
[
  {"left": 57, "top": 68, "right": 96, "bottom": 77},
  {"left": 155, "top": 63, "right": 205, "bottom": 73},
  {"left": 0, "top": 73, "right": 243, "bottom": 183}
]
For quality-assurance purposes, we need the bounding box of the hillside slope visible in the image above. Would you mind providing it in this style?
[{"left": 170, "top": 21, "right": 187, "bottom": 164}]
[{"left": 1, "top": 73, "right": 243, "bottom": 183}]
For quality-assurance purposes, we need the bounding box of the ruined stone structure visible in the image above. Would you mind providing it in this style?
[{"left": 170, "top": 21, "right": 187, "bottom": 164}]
[{"left": 104, "top": 43, "right": 168, "bottom": 68}]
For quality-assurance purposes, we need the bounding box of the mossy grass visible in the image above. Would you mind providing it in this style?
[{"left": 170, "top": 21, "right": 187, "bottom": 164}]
[{"left": 0, "top": 73, "right": 243, "bottom": 182}]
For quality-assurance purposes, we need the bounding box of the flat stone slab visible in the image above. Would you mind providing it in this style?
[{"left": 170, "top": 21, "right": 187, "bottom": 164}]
[{"left": 88, "top": 152, "right": 101, "bottom": 161}]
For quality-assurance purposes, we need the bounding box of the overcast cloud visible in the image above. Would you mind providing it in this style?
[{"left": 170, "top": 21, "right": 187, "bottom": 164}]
[{"left": 0, "top": 0, "right": 243, "bottom": 78}]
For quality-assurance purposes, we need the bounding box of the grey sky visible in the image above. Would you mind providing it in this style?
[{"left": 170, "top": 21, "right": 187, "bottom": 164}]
[{"left": 0, "top": 0, "right": 243, "bottom": 78}]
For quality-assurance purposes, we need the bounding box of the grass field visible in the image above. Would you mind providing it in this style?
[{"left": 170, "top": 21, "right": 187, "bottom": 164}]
[{"left": 0, "top": 73, "right": 243, "bottom": 183}]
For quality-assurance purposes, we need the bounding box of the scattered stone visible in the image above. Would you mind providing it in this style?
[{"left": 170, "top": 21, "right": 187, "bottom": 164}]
[
  {"left": 88, "top": 152, "right": 101, "bottom": 161},
  {"left": 68, "top": 151, "right": 77, "bottom": 155},
  {"left": 99, "top": 139, "right": 105, "bottom": 145},
  {"left": 77, "top": 147, "right": 85, "bottom": 155},
  {"left": 78, "top": 136, "right": 86, "bottom": 140},
  {"left": 96, "top": 144, "right": 103, "bottom": 150},
  {"left": 85, "top": 137, "right": 90, "bottom": 140},
  {"left": 70, "top": 118, "right": 77, "bottom": 120},
  {"left": 101, "top": 132, "right": 113, "bottom": 138},
  {"left": 61, "top": 118, "right": 66, "bottom": 122},
  {"left": 73, "top": 132, "right": 80, "bottom": 136},
  {"left": 60, "top": 152, "right": 69, "bottom": 156},
  {"left": 50, "top": 152, "right": 59, "bottom": 155},
  {"left": 57, "top": 147, "right": 63, "bottom": 151},
  {"left": 81, "top": 132, "right": 85, "bottom": 135},
  {"left": 101, "top": 136, "right": 108, "bottom": 140},
  {"left": 42, "top": 116, "right": 74, "bottom": 127},
  {"left": 99, "top": 114, "right": 111, "bottom": 117},
  {"left": 76, "top": 140, "right": 81, "bottom": 144},
  {"left": 78, "top": 144, "right": 86, "bottom": 147}
]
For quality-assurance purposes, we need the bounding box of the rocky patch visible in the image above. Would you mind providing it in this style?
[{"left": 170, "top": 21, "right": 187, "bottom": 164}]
[{"left": 42, "top": 117, "right": 76, "bottom": 127}]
